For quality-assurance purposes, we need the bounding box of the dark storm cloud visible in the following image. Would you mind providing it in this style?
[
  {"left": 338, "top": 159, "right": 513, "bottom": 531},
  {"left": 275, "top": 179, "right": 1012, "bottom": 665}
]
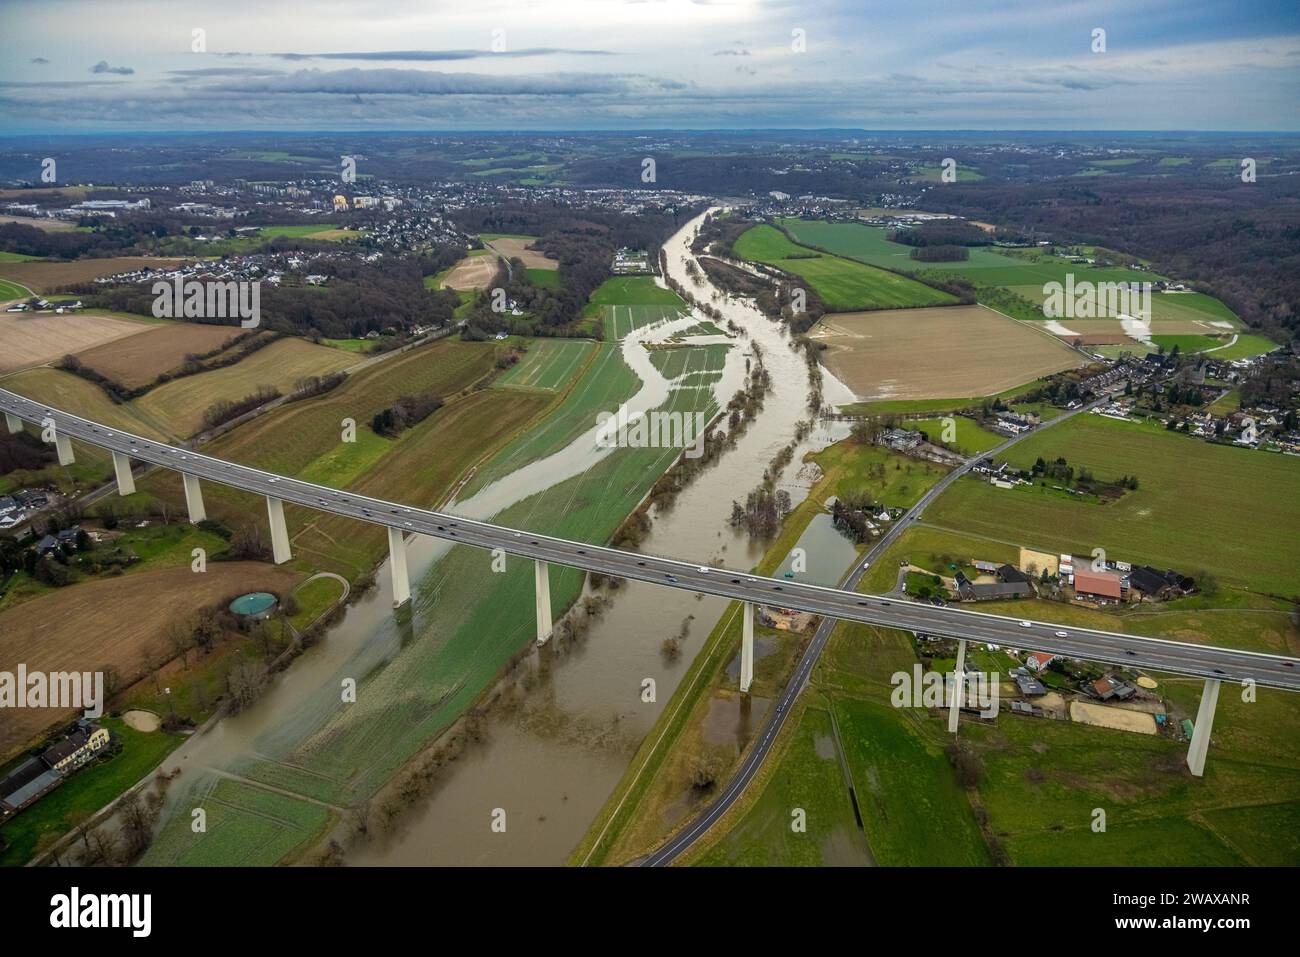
[{"left": 90, "top": 60, "right": 134, "bottom": 75}]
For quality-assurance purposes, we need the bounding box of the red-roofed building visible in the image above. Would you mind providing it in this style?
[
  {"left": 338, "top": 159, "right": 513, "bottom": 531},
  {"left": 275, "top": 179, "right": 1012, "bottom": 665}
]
[
  {"left": 1025, "top": 652, "right": 1058, "bottom": 671},
  {"left": 1073, "top": 567, "right": 1123, "bottom": 601}
]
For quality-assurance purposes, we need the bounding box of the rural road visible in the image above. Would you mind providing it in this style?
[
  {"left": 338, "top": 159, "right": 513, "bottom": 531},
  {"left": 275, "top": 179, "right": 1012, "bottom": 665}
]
[{"left": 635, "top": 393, "right": 1216, "bottom": 865}]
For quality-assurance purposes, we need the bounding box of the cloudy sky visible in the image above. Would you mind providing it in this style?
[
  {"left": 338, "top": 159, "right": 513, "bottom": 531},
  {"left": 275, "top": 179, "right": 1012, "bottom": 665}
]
[{"left": 1, "top": 0, "right": 1297, "bottom": 132}]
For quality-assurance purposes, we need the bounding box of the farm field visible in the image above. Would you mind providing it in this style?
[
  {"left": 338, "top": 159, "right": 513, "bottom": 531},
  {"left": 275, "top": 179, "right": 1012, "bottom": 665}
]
[
  {"left": 586, "top": 275, "right": 681, "bottom": 308},
  {"left": 157, "top": 338, "right": 496, "bottom": 482},
  {"left": 133, "top": 337, "right": 356, "bottom": 438},
  {"left": 733, "top": 224, "right": 955, "bottom": 310},
  {"left": 0, "top": 562, "right": 303, "bottom": 760},
  {"left": 73, "top": 321, "right": 241, "bottom": 387},
  {"left": 925, "top": 413, "right": 1300, "bottom": 595},
  {"left": 0, "top": 256, "right": 187, "bottom": 293},
  {"left": 485, "top": 235, "right": 559, "bottom": 269},
  {"left": 1209, "top": 334, "right": 1279, "bottom": 360},
  {"left": 494, "top": 339, "right": 593, "bottom": 392},
  {"left": 436, "top": 250, "right": 499, "bottom": 291},
  {"left": 0, "top": 312, "right": 153, "bottom": 374},
  {"left": 839, "top": 377, "right": 1059, "bottom": 417},
  {"left": 525, "top": 267, "right": 560, "bottom": 288},
  {"left": 0, "top": 278, "right": 32, "bottom": 299},
  {"left": 690, "top": 703, "right": 869, "bottom": 866},
  {"left": 0, "top": 215, "right": 79, "bottom": 232},
  {"left": 809, "top": 304, "right": 1083, "bottom": 402},
  {"left": 259, "top": 224, "right": 361, "bottom": 241},
  {"left": 3, "top": 366, "right": 169, "bottom": 438}
]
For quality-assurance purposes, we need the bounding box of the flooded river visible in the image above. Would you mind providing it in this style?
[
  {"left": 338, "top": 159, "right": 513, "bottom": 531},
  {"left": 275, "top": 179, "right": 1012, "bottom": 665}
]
[{"left": 143, "top": 208, "right": 857, "bottom": 866}]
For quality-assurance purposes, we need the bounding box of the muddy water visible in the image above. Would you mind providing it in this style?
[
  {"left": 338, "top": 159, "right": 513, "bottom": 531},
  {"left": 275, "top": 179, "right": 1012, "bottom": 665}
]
[
  {"left": 348, "top": 209, "right": 852, "bottom": 864},
  {"left": 144, "top": 208, "right": 849, "bottom": 866}
]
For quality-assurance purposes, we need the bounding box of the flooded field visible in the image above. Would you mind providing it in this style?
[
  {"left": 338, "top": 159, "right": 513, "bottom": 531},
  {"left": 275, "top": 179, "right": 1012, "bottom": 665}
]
[{"left": 140, "top": 208, "right": 853, "bottom": 867}]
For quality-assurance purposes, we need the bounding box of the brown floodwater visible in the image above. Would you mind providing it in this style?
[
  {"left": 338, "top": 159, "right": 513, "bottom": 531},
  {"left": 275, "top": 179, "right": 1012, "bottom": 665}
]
[{"left": 141, "top": 208, "right": 856, "bottom": 866}]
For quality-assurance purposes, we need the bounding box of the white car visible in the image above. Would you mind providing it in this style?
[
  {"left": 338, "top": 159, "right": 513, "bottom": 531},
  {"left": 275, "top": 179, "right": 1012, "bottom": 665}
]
[
  {"left": 698, "top": 566, "right": 710, "bottom": 573},
  {"left": 1019, "top": 620, "right": 1032, "bottom": 628},
  {"left": 862, "top": 560, "right": 871, "bottom": 569},
  {"left": 1054, "top": 630, "right": 1068, "bottom": 638},
  {"left": 747, "top": 577, "right": 757, "bottom": 583}
]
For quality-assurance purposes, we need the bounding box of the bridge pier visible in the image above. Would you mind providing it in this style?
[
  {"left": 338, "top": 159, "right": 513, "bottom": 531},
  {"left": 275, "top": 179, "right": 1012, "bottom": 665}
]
[
  {"left": 181, "top": 473, "right": 206, "bottom": 523},
  {"left": 4, "top": 412, "right": 21, "bottom": 434},
  {"left": 534, "top": 560, "right": 552, "bottom": 644},
  {"left": 948, "top": 638, "right": 967, "bottom": 734},
  {"left": 266, "top": 496, "right": 291, "bottom": 565},
  {"left": 387, "top": 526, "right": 411, "bottom": 607},
  {"left": 1187, "top": 677, "right": 1221, "bottom": 777},
  {"left": 111, "top": 451, "right": 135, "bottom": 496},
  {"left": 54, "top": 433, "right": 74, "bottom": 466},
  {"left": 740, "top": 601, "right": 754, "bottom": 694}
]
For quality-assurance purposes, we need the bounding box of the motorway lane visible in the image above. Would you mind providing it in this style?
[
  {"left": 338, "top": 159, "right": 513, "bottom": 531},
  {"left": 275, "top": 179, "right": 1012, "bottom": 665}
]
[{"left": 4, "top": 387, "right": 1296, "bottom": 695}]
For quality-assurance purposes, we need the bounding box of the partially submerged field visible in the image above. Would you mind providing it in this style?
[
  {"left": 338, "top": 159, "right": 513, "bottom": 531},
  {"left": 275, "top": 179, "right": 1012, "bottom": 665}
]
[
  {"left": 809, "top": 304, "right": 1083, "bottom": 401},
  {"left": 73, "top": 321, "right": 242, "bottom": 388},
  {"left": 0, "top": 312, "right": 154, "bottom": 374},
  {"left": 141, "top": 279, "right": 740, "bottom": 866},
  {"left": 733, "top": 224, "right": 955, "bottom": 311}
]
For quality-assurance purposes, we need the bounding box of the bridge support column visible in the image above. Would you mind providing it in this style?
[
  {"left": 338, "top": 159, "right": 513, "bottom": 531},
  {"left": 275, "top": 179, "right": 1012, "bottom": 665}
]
[
  {"left": 387, "top": 526, "right": 410, "bottom": 607},
  {"left": 4, "top": 412, "right": 21, "bottom": 434},
  {"left": 111, "top": 451, "right": 135, "bottom": 496},
  {"left": 740, "top": 601, "right": 754, "bottom": 694},
  {"left": 534, "top": 560, "right": 552, "bottom": 644},
  {"left": 1187, "top": 678, "right": 1221, "bottom": 778},
  {"left": 266, "top": 496, "right": 291, "bottom": 565},
  {"left": 181, "top": 473, "right": 206, "bottom": 523},
  {"left": 54, "top": 433, "right": 74, "bottom": 466},
  {"left": 948, "top": 638, "right": 967, "bottom": 734}
]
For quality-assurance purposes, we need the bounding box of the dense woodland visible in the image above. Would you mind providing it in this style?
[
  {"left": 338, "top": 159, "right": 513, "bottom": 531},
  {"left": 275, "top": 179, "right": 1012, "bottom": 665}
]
[
  {"left": 928, "top": 177, "right": 1300, "bottom": 343},
  {"left": 452, "top": 202, "right": 699, "bottom": 337}
]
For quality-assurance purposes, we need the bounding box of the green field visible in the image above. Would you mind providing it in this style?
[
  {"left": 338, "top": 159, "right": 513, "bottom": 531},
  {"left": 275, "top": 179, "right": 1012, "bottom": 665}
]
[
  {"left": 908, "top": 415, "right": 1005, "bottom": 455},
  {"left": 525, "top": 267, "right": 560, "bottom": 288},
  {"left": 586, "top": 275, "right": 682, "bottom": 308},
  {"left": 259, "top": 224, "right": 358, "bottom": 241},
  {"left": 692, "top": 703, "right": 869, "bottom": 866},
  {"left": 494, "top": 339, "right": 593, "bottom": 392},
  {"left": 1209, "top": 334, "right": 1279, "bottom": 360},
  {"left": 733, "top": 224, "right": 955, "bottom": 310},
  {"left": 926, "top": 413, "right": 1300, "bottom": 595},
  {"left": 0, "top": 278, "right": 33, "bottom": 299}
]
